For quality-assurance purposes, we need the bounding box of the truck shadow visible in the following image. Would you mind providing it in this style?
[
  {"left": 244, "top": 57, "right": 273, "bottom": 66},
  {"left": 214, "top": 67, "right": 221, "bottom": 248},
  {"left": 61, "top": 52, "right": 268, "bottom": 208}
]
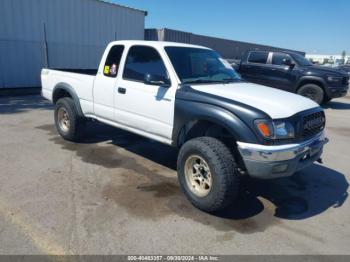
[
  {"left": 322, "top": 100, "right": 350, "bottom": 110},
  {"left": 228, "top": 165, "right": 348, "bottom": 220},
  {"left": 37, "top": 121, "right": 349, "bottom": 225},
  {"left": 0, "top": 95, "right": 53, "bottom": 114}
]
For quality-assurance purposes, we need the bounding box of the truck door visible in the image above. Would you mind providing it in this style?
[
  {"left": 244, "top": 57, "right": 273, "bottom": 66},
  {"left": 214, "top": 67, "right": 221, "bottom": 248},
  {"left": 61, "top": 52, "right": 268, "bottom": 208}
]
[
  {"left": 93, "top": 45, "right": 125, "bottom": 120},
  {"left": 239, "top": 51, "right": 270, "bottom": 86},
  {"left": 115, "top": 45, "right": 176, "bottom": 142},
  {"left": 268, "top": 52, "right": 298, "bottom": 92}
]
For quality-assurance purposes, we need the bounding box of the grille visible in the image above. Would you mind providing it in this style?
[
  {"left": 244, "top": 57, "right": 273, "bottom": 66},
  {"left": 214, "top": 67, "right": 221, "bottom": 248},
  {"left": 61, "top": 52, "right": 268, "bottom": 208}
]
[{"left": 302, "top": 111, "right": 325, "bottom": 138}]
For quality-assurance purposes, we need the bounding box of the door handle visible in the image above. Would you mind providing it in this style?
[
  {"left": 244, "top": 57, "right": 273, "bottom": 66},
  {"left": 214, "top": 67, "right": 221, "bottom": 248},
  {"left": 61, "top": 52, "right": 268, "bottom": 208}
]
[{"left": 118, "top": 87, "right": 126, "bottom": 94}]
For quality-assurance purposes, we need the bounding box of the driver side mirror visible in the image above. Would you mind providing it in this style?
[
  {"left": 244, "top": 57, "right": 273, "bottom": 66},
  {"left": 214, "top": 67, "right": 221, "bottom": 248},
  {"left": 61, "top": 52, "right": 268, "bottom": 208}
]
[
  {"left": 144, "top": 73, "right": 171, "bottom": 87},
  {"left": 284, "top": 59, "right": 295, "bottom": 68}
]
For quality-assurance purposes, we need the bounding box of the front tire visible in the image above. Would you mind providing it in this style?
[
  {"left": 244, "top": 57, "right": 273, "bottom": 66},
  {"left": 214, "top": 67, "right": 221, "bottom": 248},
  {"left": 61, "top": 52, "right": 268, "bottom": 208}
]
[
  {"left": 177, "top": 137, "right": 239, "bottom": 212},
  {"left": 322, "top": 96, "right": 332, "bottom": 104},
  {"left": 297, "top": 84, "right": 324, "bottom": 104},
  {"left": 54, "top": 97, "right": 85, "bottom": 141}
]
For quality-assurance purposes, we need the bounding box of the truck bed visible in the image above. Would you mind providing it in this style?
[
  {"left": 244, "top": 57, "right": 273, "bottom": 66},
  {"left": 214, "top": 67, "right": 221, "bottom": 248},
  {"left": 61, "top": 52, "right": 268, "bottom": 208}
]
[
  {"left": 52, "top": 68, "right": 98, "bottom": 76},
  {"left": 41, "top": 68, "right": 96, "bottom": 115}
]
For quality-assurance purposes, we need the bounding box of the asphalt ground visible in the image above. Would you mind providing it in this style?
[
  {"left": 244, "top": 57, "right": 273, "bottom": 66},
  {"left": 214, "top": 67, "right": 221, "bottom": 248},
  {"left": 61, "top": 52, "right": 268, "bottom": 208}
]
[{"left": 0, "top": 95, "right": 349, "bottom": 255}]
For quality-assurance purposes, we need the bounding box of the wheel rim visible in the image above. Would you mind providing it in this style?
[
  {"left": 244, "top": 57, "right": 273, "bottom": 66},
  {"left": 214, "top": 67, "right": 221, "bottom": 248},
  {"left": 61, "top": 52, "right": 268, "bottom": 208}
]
[
  {"left": 301, "top": 88, "right": 317, "bottom": 101},
  {"left": 184, "top": 155, "right": 212, "bottom": 198},
  {"left": 57, "top": 107, "right": 70, "bottom": 132}
]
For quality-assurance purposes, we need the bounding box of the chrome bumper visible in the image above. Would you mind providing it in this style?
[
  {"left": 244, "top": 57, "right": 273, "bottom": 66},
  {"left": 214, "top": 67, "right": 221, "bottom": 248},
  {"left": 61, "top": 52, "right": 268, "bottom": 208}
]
[{"left": 237, "top": 132, "right": 329, "bottom": 179}]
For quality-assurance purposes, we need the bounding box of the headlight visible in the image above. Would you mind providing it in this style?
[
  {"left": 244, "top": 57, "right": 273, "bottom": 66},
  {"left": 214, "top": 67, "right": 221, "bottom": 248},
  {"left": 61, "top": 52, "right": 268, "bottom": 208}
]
[
  {"left": 255, "top": 120, "right": 295, "bottom": 139},
  {"left": 327, "top": 75, "right": 342, "bottom": 82}
]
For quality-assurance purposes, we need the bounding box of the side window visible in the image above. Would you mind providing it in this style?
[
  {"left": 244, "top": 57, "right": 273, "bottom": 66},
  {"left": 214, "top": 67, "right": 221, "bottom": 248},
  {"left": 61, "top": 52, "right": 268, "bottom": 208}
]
[
  {"left": 272, "top": 53, "right": 292, "bottom": 66},
  {"left": 103, "top": 45, "right": 124, "bottom": 77},
  {"left": 248, "top": 51, "right": 268, "bottom": 64},
  {"left": 123, "top": 46, "right": 168, "bottom": 82}
]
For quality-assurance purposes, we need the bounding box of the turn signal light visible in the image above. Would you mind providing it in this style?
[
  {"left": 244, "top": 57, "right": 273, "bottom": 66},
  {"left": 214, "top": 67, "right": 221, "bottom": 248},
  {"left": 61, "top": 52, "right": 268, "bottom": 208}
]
[{"left": 257, "top": 122, "right": 271, "bottom": 138}]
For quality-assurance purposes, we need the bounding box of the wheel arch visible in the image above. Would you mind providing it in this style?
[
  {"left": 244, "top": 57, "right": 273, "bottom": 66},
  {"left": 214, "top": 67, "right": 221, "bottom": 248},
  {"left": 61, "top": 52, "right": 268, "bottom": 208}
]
[
  {"left": 172, "top": 102, "right": 259, "bottom": 148},
  {"left": 52, "top": 83, "right": 84, "bottom": 117},
  {"left": 176, "top": 119, "right": 232, "bottom": 146},
  {"left": 296, "top": 76, "right": 326, "bottom": 92}
]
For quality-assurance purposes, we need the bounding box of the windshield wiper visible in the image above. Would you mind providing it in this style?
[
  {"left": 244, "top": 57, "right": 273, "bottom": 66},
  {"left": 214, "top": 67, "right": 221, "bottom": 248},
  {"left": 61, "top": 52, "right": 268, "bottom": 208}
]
[
  {"left": 183, "top": 79, "right": 225, "bottom": 84},
  {"left": 183, "top": 78, "right": 241, "bottom": 84},
  {"left": 221, "top": 78, "right": 240, "bottom": 83}
]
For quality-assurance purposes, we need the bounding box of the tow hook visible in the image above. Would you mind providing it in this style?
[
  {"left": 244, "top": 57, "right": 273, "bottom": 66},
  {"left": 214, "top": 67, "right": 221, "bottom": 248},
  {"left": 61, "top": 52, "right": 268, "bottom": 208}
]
[{"left": 317, "top": 158, "right": 323, "bottom": 164}]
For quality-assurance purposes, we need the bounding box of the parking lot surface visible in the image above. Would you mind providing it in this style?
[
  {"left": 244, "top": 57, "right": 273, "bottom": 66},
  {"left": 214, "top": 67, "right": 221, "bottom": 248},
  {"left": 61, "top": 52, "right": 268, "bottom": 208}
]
[{"left": 0, "top": 95, "right": 349, "bottom": 255}]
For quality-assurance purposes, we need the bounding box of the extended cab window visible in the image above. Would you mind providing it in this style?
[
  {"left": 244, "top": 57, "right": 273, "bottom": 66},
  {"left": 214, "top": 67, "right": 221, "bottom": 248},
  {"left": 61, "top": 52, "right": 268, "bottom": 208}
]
[
  {"left": 272, "top": 53, "right": 292, "bottom": 66},
  {"left": 248, "top": 51, "right": 268, "bottom": 64},
  {"left": 103, "top": 45, "right": 124, "bottom": 77},
  {"left": 123, "top": 46, "right": 168, "bottom": 82}
]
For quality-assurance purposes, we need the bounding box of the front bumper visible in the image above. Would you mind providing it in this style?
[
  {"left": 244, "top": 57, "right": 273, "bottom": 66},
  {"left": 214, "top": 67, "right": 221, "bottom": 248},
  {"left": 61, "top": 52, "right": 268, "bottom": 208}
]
[
  {"left": 237, "top": 132, "right": 329, "bottom": 179},
  {"left": 327, "top": 85, "right": 349, "bottom": 98}
]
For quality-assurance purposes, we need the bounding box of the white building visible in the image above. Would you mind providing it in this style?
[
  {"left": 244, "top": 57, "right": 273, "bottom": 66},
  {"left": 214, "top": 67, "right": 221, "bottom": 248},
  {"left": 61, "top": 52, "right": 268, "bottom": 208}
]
[{"left": 306, "top": 54, "right": 350, "bottom": 66}]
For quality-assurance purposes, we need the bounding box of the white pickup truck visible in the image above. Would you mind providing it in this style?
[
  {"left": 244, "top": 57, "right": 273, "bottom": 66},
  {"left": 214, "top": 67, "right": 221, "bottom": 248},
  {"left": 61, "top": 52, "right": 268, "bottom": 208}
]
[{"left": 41, "top": 40, "right": 328, "bottom": 212}]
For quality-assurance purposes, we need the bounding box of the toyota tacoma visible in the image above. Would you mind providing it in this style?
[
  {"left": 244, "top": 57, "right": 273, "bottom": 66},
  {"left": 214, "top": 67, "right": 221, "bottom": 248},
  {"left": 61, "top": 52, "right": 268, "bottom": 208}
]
[{"left": 41, "top": 41, "right": 329, "bottom": 212}]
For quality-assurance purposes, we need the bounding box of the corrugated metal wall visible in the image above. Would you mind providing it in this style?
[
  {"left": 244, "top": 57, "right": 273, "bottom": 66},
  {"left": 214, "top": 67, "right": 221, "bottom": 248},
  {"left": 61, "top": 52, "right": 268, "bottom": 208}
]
[
  {"left": 0, "top": 0, "right": 146, "bottom": 88},
  {"left": 145, "top": 28, "right": 305, "bottom": 59}
]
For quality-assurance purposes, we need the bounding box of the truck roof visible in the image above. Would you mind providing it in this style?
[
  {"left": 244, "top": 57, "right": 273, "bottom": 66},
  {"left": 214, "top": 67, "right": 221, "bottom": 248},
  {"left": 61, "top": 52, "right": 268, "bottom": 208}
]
[
  {"left": 246, "top": 49, "right": 303, "bottom": 56},
  {"left": 108, "top": 40, "right": 210, "bottom": 50}
]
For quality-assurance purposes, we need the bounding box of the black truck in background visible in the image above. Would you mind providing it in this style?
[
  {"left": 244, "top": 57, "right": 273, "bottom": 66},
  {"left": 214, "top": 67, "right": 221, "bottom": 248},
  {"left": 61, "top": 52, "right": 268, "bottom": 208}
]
[{"left": 238, "top": 51, "right": 349, "bottom": 104}]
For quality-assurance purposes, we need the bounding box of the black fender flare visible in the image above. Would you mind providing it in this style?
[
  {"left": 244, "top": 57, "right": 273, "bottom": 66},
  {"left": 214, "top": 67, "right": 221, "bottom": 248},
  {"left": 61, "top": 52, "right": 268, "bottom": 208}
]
[
  {"left": 52, "top": 82, "right": 84, "bottom": 117},
  {"left": 172, "top": 101, "right": 259, "bottom": 147}
]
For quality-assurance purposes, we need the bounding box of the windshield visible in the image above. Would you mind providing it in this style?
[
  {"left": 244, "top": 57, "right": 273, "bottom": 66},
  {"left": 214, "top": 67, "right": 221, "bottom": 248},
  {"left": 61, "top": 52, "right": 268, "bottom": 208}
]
[
  {"left": 164, "top": 47, "right": 241, "bottom": 84},
  {"left": 291, "top": 53, "right": 313, "bottom": 66}
]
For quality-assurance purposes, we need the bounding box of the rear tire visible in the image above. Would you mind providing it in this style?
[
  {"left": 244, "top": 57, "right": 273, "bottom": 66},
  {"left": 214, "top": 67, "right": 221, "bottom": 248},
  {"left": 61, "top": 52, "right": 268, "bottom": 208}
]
[
  {"left": 54, "top": 97, "right": 85, "bottom": 141},
  {"left": 177, "top": 137, "right": 239, "bottom": 212},
  {"left": 297, "top": 84, "right": 324, "bottom": 104}
]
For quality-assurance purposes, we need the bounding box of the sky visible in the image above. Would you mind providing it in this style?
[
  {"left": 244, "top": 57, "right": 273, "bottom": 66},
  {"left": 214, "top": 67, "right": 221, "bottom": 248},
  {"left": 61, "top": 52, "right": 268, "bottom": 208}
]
[{"left": 112, "top": 0, "right": 349, "bottom": 55}]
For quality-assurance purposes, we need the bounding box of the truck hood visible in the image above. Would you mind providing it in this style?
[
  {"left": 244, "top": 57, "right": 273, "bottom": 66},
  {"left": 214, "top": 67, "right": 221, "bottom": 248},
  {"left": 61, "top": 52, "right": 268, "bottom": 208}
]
[
  {"left": 306, "top": 65, "right": 348, "bottom": 76},
  {"left": 190, "top": 82, "right": 319, "bottom": 119}
]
